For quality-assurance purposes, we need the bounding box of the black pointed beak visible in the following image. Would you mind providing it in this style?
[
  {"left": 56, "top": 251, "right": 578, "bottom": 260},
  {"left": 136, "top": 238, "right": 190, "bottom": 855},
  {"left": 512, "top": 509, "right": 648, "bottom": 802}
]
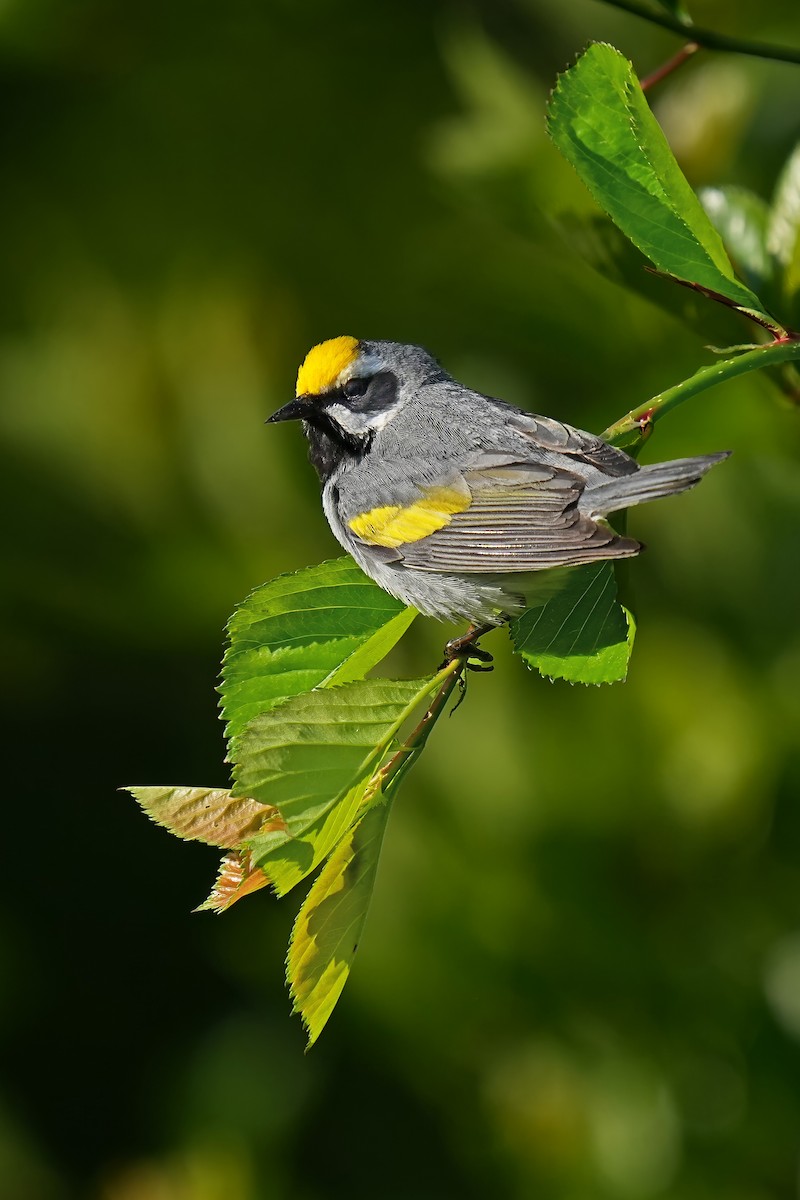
[{"left": 266, "top": 398, "right": 307, "bottom": 424}]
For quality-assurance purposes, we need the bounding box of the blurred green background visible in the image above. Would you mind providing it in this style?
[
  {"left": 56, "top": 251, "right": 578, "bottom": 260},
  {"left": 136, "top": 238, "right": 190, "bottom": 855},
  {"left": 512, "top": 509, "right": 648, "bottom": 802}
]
[{"left": 3, "top": 1, "right": 800, "bottom": 1197}]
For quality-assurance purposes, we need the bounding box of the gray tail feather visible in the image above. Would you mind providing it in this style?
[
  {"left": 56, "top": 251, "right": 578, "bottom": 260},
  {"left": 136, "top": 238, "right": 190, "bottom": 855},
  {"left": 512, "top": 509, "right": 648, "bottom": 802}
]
[{"left": 583, "top": 451, "right": 731, "bottom": 517}]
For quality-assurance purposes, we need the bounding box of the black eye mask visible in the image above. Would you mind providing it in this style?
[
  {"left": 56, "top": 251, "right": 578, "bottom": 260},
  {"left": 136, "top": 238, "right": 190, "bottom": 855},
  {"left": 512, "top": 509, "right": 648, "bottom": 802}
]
[{"left": 338, "top": 370, "right": 398, "bottom": 415}]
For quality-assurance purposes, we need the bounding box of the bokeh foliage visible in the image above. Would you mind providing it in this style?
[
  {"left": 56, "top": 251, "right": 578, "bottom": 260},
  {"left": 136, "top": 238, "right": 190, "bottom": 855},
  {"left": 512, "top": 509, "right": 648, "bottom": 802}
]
[{"left": 3, "top": 1, "right": 800, "bottom": 1198}]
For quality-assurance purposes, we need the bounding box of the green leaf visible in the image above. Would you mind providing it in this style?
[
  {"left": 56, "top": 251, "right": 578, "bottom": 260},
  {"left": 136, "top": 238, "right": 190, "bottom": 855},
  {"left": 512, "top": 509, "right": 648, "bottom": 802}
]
[
  {"left": 251, "top": 663, "right": 462, "bottom": 898},
  {"left": 249, "top": 770, "right": 374, "bottom": 898},
  {"left": 221, "top": 557, "right": 416, "bottom": 740},
  {"left": 323, "top": 607, "right": 418, "bottom": 687},
  {"left": 509, "top": 563, "right": 635, "bottom": 684},
  {"left": 286, "top": 800, "right": 392, "bottom": 1047},
  {"left": 699, "top": 186, "right": 774, "bottom": 294},
  {"left": 232, "top": 675, "right": 438, "bottom": 820},
  {"left": 546, "top": 44, "right": 773, "bottom": 322},
  {"left": 125, "top": 785, "right": 284, "bottom": 848}
]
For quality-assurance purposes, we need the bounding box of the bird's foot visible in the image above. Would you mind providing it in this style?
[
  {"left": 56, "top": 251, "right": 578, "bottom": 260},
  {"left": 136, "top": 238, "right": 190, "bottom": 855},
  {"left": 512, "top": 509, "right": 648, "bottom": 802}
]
[{"left": 441, "top": 624, "right": 494, "bottom": 673}]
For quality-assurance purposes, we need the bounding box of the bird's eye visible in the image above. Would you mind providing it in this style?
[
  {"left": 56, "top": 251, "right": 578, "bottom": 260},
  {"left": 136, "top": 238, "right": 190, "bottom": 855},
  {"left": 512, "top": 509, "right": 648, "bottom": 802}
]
[{"left": 343, "top": 377, "right": 369, "bottom": 400}]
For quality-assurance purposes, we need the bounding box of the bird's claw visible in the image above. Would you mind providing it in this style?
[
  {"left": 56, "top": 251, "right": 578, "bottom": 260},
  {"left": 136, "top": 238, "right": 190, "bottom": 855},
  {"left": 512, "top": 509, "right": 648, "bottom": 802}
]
[
  {"left": 464, "top": 656, "right": 494, "bottom": 672},
  {"left": 440, "top": 629, "right": 495, "bottom": 673}
]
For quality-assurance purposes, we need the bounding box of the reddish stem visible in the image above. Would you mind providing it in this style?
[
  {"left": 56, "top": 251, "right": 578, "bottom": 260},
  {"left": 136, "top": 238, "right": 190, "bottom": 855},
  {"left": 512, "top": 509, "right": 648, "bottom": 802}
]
[
  {"left": 640, "top": 41, "right": 700, "bottom": 91},
  {"left": 644, "top": 267, "right": 789, "bottom": 340}
]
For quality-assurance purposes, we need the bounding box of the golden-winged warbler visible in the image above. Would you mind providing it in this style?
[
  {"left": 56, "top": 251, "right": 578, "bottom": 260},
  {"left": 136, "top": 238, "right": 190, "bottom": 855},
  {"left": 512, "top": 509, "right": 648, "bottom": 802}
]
[{"left": 268, "top": 337, "right": 728, "bottom": 640}]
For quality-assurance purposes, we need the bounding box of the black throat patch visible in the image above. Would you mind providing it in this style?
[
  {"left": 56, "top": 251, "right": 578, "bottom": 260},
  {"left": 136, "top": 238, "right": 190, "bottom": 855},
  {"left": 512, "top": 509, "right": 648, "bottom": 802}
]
[{"left": 302, "top": 410, "right": 371, "bottom": 484}]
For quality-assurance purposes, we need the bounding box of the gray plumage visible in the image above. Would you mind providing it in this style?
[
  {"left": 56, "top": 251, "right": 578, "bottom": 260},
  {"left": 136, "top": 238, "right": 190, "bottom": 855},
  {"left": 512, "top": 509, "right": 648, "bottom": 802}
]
[{"left": 271, "top": 339, "right": 730, "bottom": 625}]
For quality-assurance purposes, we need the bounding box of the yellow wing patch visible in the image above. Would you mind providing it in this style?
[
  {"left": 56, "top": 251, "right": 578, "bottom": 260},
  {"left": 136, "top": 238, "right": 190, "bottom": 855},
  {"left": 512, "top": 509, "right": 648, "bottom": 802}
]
[
  {"left": 348, "top": 486, "right": 471, "bottom": 548},
  {"left": 296, "top": 336, "right": 359, "bottom": 397}
]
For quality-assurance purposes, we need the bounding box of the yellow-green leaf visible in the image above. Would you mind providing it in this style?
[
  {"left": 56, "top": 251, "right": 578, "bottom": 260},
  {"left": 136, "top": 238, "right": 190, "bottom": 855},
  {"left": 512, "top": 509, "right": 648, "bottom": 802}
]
[
  {"left": 251, "top": 772, "right": 374, "bottom": 898},
  {"left": 287, "top": 801, "right": 392, "bottom": 1047},
  {"left": 232, "top": 676, "right": 440, "bottom": 830},
  {"left": 238, "top": 673, "right": 445, "bottom": 894}
]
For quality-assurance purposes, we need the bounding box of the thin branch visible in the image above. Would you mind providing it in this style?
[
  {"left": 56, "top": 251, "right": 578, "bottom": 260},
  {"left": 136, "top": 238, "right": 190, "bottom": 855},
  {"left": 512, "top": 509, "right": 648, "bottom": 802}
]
[
  {"left": 601, "top": 336, "right": 800, "bottom": 448},
  {"left": 640, "top": 41, "right": 699, "bottom": 90},
  {"left": 595, "top": 0, "right": 800, "bottom": 65}
]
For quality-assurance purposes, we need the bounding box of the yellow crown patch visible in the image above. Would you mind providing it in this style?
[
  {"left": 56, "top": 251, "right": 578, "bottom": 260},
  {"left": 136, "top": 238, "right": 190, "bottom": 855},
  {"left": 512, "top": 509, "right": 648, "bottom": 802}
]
[{"left": 296, "top": 336, "right": 359, "bottom": 398}]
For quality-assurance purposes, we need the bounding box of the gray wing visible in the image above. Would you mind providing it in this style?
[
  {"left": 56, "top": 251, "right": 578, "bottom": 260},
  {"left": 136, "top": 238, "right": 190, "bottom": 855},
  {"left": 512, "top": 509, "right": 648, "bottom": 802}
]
[
  {"left": 395, "top": 460, "right": 641, "bottom": 574},
  {"left": 503, "top": 409, "right": 639, "bottom": 478}
]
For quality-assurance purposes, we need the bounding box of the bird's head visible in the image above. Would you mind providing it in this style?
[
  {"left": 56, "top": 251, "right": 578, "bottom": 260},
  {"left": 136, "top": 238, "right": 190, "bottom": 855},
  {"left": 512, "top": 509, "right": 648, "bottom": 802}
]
[{"left": 267, "top": 336, "right": 443, "bottom": 444}]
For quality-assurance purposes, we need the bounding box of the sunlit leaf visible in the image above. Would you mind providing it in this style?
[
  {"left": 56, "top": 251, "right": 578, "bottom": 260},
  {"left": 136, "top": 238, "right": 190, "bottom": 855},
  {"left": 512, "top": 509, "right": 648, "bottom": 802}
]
[
  {"left": 194, "top": 849, "right": 270, "bottom": 913},
  {"left": 287, "top": 801, "right": 392, "bottom": 1047},
  {"left": 509, "top": 563, "right": 635, "bottom": 684},
  {"left": 247, "top": 663, "right": 457, "bottom": 897},
  {"left": 126, "top": 785, "right": 284, "bottom": 848},
  {"left": 323, "top": 607, "right": 418, "bottom": 686},
  {"left": 232, "top": 673, "right": 441, "bottom": 852},
  {"left": 221, "top": 557, "right": 417, "bottom": 739},
  {"left": 546, "top": 43, "right": 773, "bottom": 324},
  {"left": 249, "top": 772, "right": 373, "bottom": 898}
]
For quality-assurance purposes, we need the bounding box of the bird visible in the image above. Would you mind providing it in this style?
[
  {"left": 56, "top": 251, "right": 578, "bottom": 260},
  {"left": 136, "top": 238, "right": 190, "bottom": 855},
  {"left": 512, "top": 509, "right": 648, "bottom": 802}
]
[{"left": 267, "top": 336, "right": 729, "bottom": 660}]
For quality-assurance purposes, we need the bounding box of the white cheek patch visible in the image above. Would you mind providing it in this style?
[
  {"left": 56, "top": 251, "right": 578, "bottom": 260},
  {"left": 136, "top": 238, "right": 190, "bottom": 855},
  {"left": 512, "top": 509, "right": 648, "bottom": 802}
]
[
  {"left": 327, "top": 400, "right": 401, "bottom": 436},
  {"left": 364, "top": 403, "right": 402, "bottom": 432},
  {"left": 326, "top": 401, "right": 360, "bottom": 433}
]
